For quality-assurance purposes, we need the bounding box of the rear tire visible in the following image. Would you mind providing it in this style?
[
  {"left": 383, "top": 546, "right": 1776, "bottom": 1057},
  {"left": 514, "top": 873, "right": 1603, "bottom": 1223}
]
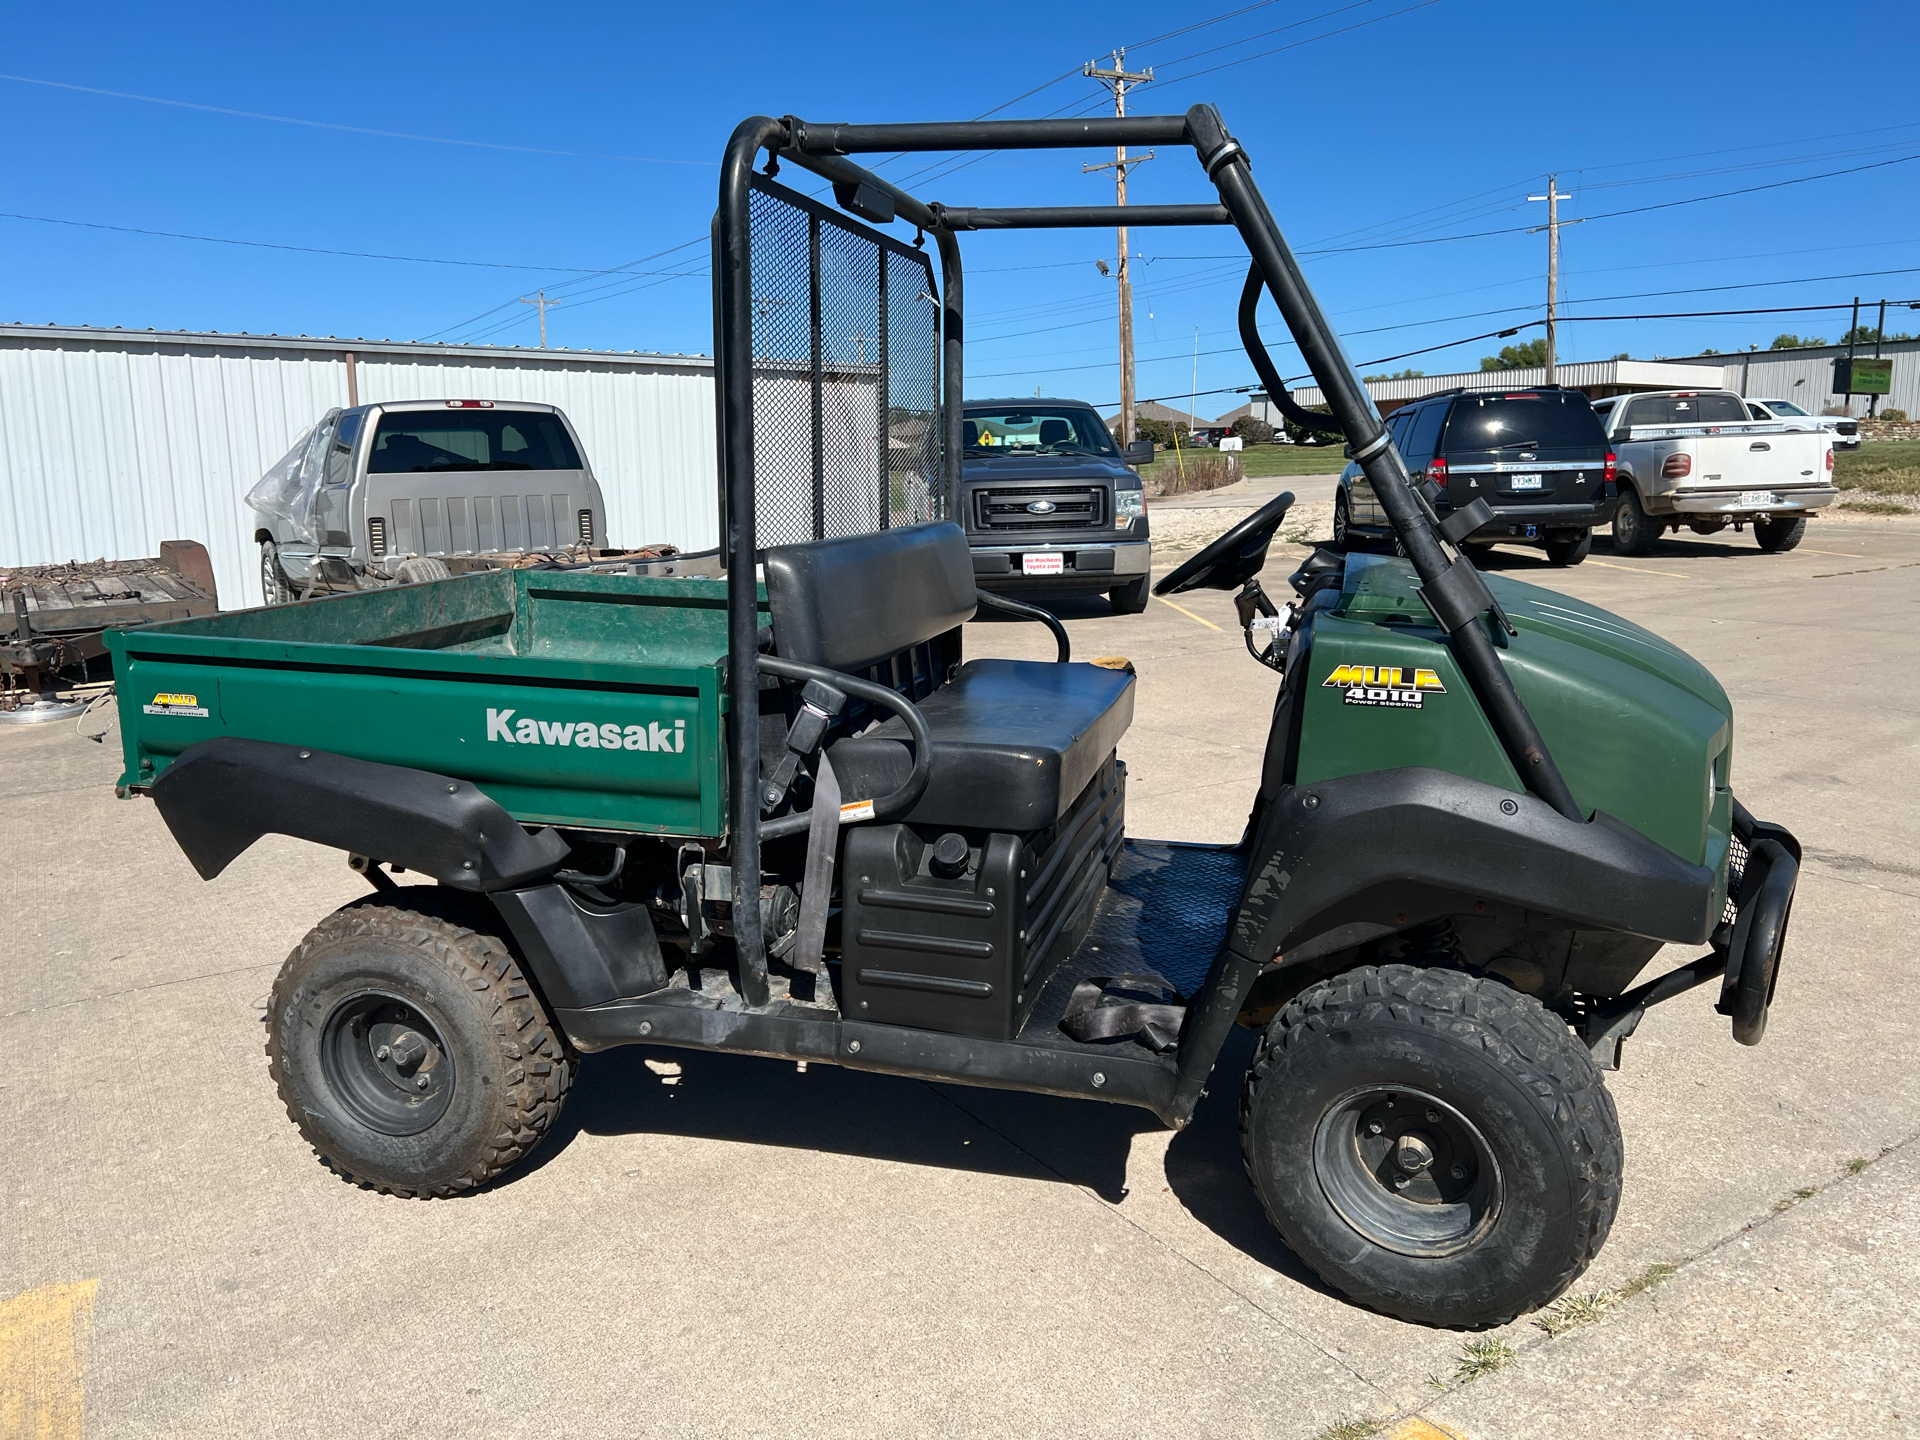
[
  {"left": 1109, "top": 576, "right": 1151, "bottom": 614},
  {"left": 1544, "top": 531, "right": 1592, "bottom": 567},
  {"left": 1240, "top": 965, "right": 1622, "bottom": 1328},
  {"left": 1610, "top": 489, "right": 1661, "bottom": 556},
  {"left": 1333, "top": 489, "right": 1355, "bottom": 548},
  {"left": 1754, "top": 516, "right": 1806, "bottom": 553},
  {"left": 265, "top": 897, "right": 573, "bottom": 1197}
]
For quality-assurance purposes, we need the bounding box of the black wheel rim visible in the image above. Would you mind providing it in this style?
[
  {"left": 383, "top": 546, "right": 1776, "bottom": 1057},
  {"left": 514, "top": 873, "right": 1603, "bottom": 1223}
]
[
  {"left": 1312, "top": 1085, "right": 1502, "bottom": 1258},
  {"left": 261, "top": 546, "right": 282, "bottom": 605},
  {"left": 1333, "top": 493, "right": 1348, "bottom": 542},
  {"left": 319, "top": 990, "right": 456, "bottom": 1136}
]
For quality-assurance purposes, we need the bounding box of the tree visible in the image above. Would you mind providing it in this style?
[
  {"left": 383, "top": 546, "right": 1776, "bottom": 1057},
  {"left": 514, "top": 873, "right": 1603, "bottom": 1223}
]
[
  {"left": 1231, "top": 415, "right": 1275, "bottom": 445},
  {"left": 1769, "top": 333, "right": 1827, "bottom": 350},
  {"left": 1282, "top": 405, "right": 1337, "bottom": 446},
  {"left": 1610, "top": 352, "right": 1630, "bottom": 361},
  {"left": 1133, "top": 415, "right": 1184, "bottom": 448},
  {"left": 1479, "top": 339, "right": 1548, "bottom": 371},
  {"left": 1362, "top": 367, "right": 1426, "bottom": 382}
]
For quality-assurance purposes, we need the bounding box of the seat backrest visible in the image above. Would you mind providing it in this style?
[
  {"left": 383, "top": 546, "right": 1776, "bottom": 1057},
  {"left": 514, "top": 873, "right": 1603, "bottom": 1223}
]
[
  {"left": 1038, "top": 418, "right": 1070, "bottom": 445},
  {"left": 764, "top": 521, "right": 977, "bottom": 672},
  {"left": 963, "top": 420, "right": 979, "bottom": 448}
]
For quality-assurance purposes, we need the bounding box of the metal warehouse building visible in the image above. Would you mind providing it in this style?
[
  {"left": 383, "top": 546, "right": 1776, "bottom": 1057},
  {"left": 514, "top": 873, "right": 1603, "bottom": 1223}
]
[
  {"left": 0, "top": 325, "right": 718, "bottom": 609},
  {"left": 1665, "top": 337, "right": 1920, "bottom": 417}
]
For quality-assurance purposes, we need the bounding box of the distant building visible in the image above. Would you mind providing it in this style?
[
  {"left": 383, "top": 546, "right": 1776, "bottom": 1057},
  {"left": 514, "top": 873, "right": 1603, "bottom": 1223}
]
[{"left": 1664, "top": 338, "right": 1918, "bottom": 418}]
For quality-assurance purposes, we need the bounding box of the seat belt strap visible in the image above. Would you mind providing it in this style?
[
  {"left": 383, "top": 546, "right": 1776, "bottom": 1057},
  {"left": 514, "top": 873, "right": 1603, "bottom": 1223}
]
[{"left": 792, "top": 754, "right": 843, "bottom": 980}]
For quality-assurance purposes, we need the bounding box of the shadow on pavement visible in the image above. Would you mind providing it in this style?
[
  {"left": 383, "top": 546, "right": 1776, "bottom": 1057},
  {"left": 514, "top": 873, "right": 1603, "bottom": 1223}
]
[
  {"left": 1161, "top": 1025, "right": 1337, "bottom": 1298},
  {"left": 520, "top": 1042, "right": 1158, "bottom": 1202}
]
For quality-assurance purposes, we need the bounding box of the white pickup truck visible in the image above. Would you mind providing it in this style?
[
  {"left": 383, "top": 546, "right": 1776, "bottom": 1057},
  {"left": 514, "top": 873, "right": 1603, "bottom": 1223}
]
[{"left": 1591, "top": 390, "right": 1835, "bottom": 555}]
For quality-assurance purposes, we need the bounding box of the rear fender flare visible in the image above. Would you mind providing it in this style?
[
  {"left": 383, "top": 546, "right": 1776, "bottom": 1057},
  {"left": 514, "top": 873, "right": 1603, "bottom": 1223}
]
[{"left": 149, "top": 737, "right": 569, "bottom": 892}]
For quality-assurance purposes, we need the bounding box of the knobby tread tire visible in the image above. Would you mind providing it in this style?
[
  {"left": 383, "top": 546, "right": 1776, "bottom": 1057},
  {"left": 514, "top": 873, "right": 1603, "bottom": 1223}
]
[
  {"left": 1240, "top": 964, "right": 1622, "bottom": 1327},
  {"left": 265, "top": 899, "right": 573, "bottom": 1198}
]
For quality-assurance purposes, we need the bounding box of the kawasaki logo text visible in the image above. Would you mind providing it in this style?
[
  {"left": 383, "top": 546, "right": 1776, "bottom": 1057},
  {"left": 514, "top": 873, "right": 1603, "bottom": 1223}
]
[{"left": 486, "top": 708, "right": 684, "bottom": 752}]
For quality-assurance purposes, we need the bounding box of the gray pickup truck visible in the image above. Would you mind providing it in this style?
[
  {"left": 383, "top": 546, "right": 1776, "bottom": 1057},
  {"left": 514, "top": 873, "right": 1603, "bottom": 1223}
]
[
  {"left": 959, "top": 399, "right": 1154, "bottom": 614},
  {"left": 248, "top": 400, "right": 610, "bottom": 603}
]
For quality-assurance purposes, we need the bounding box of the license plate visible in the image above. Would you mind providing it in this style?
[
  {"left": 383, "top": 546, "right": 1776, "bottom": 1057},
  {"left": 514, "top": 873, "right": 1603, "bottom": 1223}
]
[
  {"left": 1021, "top": 552, "right": 1064, "bottom": 576},
  {"left": 1738, "top": 490, "right": 1778, "bottom": 507},
  {"left": 1509, "top": 474, "right": 1543, "bottom": 490}
]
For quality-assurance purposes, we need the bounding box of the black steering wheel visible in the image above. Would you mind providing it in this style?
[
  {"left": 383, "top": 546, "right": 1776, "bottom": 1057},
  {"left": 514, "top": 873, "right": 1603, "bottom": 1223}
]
[{"left": 1153, "top": 490, "right": 1295, "bottom": 596}]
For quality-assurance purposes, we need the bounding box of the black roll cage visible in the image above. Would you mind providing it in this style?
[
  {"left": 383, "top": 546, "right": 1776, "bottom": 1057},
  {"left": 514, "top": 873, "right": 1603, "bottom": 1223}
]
[{"left": 716, "top": 106, "right": 1584, "bottom": 1002}]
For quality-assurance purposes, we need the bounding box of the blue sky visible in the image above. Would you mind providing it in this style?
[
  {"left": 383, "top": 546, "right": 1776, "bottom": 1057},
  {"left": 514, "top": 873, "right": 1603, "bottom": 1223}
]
[{"left": 4, "top": 0, "right": 1915, "bottom": 418}]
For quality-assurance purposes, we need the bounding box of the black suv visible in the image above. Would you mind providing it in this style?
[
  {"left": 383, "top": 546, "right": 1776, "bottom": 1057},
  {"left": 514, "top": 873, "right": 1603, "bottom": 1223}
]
[
  {"left": 960, "top": 399, "right": 1153, "bottom": 613},
  {"left": 1335, "top": 386, "right": 1615, "bottom": 566}
]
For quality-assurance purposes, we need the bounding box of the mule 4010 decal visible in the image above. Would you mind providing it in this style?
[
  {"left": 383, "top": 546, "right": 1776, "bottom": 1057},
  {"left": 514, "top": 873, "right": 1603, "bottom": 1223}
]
[{"left": 1322, "top": 664, "right": 1447, "bottom": 710}]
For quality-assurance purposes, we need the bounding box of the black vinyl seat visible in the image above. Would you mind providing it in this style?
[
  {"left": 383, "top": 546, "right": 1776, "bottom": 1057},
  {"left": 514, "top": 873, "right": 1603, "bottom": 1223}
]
[
  {"left": 828, "top": 658, "right": 1134, "bottom": 831},
  {"left": 763, "top": 522, "right": 1135, "bottom": 834}
]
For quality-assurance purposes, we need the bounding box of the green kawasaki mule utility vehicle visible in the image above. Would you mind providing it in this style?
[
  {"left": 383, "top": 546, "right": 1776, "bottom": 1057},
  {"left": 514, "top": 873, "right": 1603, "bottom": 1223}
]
[{"left": 109, "top": 108, "right": 1801, "bottom": 1328}]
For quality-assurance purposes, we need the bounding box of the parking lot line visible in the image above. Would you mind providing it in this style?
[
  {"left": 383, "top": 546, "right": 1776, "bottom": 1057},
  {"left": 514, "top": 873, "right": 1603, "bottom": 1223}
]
[
  {"left": 1587, "top": 560, "right": 1697, "bottom": 580},
  {"left": 0, "top": 1279, "right": 98, "bottom": 1440},
  {"left": 1797, "top": 547, "right": 1866, "bottom": 558},
  {"left": 1154, "top": 595, "right": 1222, "bottom": 630}
]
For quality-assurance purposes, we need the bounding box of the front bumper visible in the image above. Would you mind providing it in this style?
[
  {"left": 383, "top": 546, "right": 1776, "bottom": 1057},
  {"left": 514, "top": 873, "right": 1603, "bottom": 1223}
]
[
  {"left": 972, "top": 537, "right": 1152, "bottom": 590},
  {"left": 1666, "top": 486, "right": 1838, "bottom": 516},
  {"left": 1580, "top": 799, "right": 1800, "bottom": 1067}
]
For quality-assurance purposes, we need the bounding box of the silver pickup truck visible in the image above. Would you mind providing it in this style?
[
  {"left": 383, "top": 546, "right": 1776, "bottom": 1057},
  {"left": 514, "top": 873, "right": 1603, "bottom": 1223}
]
[
  {"left": 1592, "top": 390, "right": 1835, "bottom": 555},
  {"left": 248, "top": 400, "right": 610, "bottom": 603}
]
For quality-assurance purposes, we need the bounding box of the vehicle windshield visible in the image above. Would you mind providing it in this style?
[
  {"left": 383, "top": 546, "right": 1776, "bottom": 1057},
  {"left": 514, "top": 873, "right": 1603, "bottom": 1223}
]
[
  {"left": 1620, "top": 394, "right": 1750, "bottom": 428},
  {"left": 369, "top": 410, "right": 583, "bottom": 472},
  {"left": 1441, "top": 393, "right": 1607, "bottom": 452},
  {"left": 962, "top": 406, "right": 1117, "bottom": 457},
  {"left": 1762, "top": 399, "right": 1809, "bottom": 417}
]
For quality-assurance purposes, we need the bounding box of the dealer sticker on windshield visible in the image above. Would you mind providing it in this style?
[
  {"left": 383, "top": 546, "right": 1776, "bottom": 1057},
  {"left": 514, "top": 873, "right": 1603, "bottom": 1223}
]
[
  {"left": 143, "top": 692, "right": 208, "bottom": 717},
  {"left": 1323, "top": 664, "right": 1447, "bottom": 710}
]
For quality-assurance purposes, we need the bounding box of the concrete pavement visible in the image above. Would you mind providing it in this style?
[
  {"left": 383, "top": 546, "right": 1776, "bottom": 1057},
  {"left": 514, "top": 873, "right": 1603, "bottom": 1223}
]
[{"left": 2, "top": 512, "right": 1915, "bottom": 1438}]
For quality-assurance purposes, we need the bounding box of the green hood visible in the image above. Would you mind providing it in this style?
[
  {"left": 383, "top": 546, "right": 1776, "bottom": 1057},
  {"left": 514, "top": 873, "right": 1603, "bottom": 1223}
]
[{"left": 1296, "top": 556, "right": 1732, "bottom": 867}]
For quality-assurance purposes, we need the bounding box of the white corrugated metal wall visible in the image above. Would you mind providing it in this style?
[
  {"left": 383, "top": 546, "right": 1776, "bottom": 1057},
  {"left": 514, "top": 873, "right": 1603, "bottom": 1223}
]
[
  {"left": 0, "top": 327, "right": 718, "bottom": 609},
  {"left": 1667, "top": 339, "right": 1920, "bottom": 417}
]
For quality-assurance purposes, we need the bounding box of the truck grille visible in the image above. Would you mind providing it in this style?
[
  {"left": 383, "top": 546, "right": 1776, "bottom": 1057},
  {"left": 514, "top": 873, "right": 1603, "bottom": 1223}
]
[{"left": 976, "top": 487, "right": 1104, "bottom": 531}]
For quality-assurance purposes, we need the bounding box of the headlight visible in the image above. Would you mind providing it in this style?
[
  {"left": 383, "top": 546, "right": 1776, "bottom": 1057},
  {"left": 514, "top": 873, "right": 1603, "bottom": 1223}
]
[{"left": 1115, "top": 489, "right": 1144, "bottom": 528}]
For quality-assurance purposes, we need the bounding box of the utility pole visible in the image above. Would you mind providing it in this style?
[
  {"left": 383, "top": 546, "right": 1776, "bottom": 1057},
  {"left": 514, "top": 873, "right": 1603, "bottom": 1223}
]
[
  {"left": 1084, "top": 48, "right": 1153, "bottom": 445},
  {"left": 519, "top": 290, "right": 560, "bottom": 349},
  {"left": 1528, "top": 176, "right": 1575, "bottom": 384}
]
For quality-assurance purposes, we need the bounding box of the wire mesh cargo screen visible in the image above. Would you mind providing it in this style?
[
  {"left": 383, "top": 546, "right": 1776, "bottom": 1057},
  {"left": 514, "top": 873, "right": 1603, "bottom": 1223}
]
[{"left": 714, "top": 106, "right": 1583, "bottom": 993}]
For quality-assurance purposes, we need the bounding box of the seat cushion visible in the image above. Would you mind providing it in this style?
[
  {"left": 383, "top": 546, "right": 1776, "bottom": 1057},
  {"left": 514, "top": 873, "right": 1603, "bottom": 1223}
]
[{"left": 827, "top": 658, "right": 1135, "bottom": 833}]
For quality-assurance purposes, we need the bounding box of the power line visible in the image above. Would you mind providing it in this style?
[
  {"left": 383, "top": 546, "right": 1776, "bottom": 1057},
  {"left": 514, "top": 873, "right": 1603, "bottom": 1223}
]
[
  {"left": 0, "top": 72, "right": 710, "bottom": 164},
  {"left": 0, "top": 209, "right": 629, "bottom": 273}
]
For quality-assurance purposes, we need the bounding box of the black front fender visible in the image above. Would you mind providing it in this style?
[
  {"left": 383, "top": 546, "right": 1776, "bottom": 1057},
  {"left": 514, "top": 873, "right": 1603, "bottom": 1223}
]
[
  {"left": 1231, "top": 767, "right": 1716, "bottom": 968},
  {"left": 149, "top": 738, "right": 569, "bottom": 892}
]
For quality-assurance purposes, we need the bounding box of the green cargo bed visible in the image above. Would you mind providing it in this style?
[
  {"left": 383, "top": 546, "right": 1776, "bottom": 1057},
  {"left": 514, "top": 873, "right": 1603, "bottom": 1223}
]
[{"left": 108, "top": 570, "right": 763, "bottom": 836}]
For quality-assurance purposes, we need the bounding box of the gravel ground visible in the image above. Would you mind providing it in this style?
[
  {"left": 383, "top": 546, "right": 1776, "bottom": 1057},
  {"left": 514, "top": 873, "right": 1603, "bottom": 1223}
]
[{"left": 1150, "top": 500, "right": 1334, "bottom": 556}]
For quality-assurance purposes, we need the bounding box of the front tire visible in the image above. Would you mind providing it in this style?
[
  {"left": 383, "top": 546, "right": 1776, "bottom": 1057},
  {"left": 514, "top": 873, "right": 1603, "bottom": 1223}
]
[
  {"left": 1754, "top": 516, "right": 1806, "bottom": 553},
  {"left": 260, "top": 542, "right": 290, "bottom": 606},
  {"left": 1109, "top": 576, "right": 1151, "bottom": 614},
  {"left": 265, "top": 897, "right": 573, "bottom": 1197},
  {"left": 1544, "top": 531, "right": 1592, "bottom": 567},
  {"left": 1240, "top": 965, "right": 1622, "bottom": 1327},
  {"left": 1333, "top": 489, "right": 1355, "bottom": 548},
  {"left": 1610, "top": 489, "right": 1661, "bottom": 556}
]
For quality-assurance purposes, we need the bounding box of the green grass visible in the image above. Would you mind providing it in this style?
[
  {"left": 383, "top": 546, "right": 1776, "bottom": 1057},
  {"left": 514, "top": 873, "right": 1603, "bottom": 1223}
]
[
  {"left": 1316, "top": 1420, "right": 1383, "bottom": 1440},
  {"left": 1139, "top": 441, "right": 1346, "bottom": 489},
  {"left": 1848, "top": 1156, "right": 1871, "bottom": 1175},
  {"left": 1834, "top": 440, "right": 1920, "bottom": 497},
  {"left": 1615, "top": 1261, "right": 1679, "bottom": 1303},
  {"left": 1452, "top": 1338, "right": 1515, "bottom": 1383},
  {"left": 1535, "top": 1291, "right": 1616, "bottom": 1339}
]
